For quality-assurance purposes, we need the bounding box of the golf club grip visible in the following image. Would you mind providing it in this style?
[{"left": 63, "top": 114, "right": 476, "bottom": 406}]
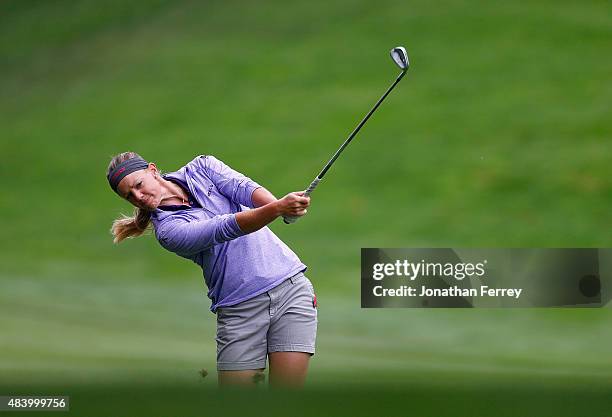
[{"left": 283, "top": 178, "right": 321, "bottom": 224}]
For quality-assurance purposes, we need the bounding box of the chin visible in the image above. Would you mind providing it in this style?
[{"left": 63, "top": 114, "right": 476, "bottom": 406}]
[
  {"left": 138, "top": 202, "right": 157, "bottom": 211},
  {"left": 149, "top": 198, "right": 162, "bottom": 210}
]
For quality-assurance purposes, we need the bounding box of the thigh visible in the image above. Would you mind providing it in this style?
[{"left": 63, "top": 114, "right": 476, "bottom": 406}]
[
  {"left": 268, "top": 274, "right": 318, "bottom": 355},
  {"left": 216, "top": 292, "right": 270, "bottom": 373}
]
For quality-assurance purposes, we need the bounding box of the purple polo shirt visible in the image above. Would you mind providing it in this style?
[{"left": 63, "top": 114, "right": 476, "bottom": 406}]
[{"left": 150, "top": 155, "right": 306, "bottom": 313}]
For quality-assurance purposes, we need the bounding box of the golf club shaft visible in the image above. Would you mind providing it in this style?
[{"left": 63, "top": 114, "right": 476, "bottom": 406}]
[
  {"left": 284, "top": 70, "right": 406, "bottom": 224},
  {"left": 317, "top": 70, "right": 406, "bottom": 180}
]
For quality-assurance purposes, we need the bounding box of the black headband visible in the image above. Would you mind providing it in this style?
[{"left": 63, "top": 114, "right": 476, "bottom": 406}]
[{"left": 107, "top": 157, "right": 149, "bottom": 194}]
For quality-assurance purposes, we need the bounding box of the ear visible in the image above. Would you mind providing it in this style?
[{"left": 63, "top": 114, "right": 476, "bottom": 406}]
[{"left": 148, "top": 162, "right": 159, "bottom": 177}]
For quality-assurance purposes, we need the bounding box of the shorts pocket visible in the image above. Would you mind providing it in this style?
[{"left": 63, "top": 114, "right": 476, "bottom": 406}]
[{"left": 303, "top": 277, "right": 317, "bottom": 308}]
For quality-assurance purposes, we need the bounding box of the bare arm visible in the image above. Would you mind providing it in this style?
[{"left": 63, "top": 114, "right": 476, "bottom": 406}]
[
  {"left": 236, "top": 191, "right": 310, "bottom": 233},
  {"left": 251, "top": 187, "right": 278, "bottom": 207}
]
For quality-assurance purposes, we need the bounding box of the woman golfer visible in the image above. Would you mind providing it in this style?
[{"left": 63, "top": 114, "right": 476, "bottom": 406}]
[{"left": 107, "top": 152, "right": 317, "bottom": 387}]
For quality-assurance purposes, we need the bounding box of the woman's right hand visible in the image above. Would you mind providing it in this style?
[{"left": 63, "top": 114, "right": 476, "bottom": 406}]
[
  {"left": 276, "top": 192, "right": 311, "bottom": 218},
  {"left": 235, "top": 191, "right": 311, "bottom": 233}
]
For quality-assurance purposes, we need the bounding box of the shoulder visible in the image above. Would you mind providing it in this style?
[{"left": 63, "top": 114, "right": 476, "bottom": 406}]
[{"left": 183, "top": 155, "right": 225, "bottom": 171}]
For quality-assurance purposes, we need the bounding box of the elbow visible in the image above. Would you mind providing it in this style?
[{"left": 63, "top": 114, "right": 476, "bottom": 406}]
[{"left": 216, "top": 214, "right": 247, "bottom": 240}]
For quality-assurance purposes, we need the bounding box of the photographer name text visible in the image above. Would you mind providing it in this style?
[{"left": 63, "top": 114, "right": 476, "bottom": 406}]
[
  {"left": 372, "top": 285, "right": 522, "bottom": 299},
  {"left": 371, "top": 260, "right": 522, "bottom": 299}
]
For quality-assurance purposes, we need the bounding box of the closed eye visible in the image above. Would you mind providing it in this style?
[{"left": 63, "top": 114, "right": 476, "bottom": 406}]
[{"left": 125, "top": 180, "right": 142, "bottom": 199}]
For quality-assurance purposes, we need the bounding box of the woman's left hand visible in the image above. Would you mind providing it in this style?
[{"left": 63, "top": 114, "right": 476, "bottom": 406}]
[{"left": 277, "top": 191, "right": 311, "bottom": 217}]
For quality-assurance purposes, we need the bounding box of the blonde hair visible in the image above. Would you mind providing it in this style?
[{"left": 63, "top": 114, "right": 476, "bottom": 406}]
[{"left": 107, "top": 152, "right": 153, "bottom": 243}]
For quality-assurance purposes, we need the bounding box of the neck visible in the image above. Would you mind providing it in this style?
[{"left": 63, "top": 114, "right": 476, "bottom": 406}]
[{"left": 160, "top": 179, "right": 189, "bottom": 206}]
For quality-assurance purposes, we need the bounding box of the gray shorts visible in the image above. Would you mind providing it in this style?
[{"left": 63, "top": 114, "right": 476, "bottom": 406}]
[{"left": 216, "top": 272, "right": 318, "bottom": 371}]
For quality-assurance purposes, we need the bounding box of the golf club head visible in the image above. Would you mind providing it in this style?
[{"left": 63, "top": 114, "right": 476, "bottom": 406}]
[{"left": 390, "top": 46, "right": 409, "bottom": 71}]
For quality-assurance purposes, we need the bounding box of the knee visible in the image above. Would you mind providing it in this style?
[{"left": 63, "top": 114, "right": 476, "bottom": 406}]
[{"left": 217, "top": 369, "right": 266, "bottom": 388}]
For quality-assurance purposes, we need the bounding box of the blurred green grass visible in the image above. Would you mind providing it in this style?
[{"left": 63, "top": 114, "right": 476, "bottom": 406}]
[
  {"left": 3, "top": 274, "right": 612, "bottom": 415},
  {"left": 1, "top": 0, "right": 611, "bottom": 414}
]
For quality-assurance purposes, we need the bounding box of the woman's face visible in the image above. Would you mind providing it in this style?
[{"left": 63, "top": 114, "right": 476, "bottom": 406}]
[{"left": 116, "top": 164, "right": 163, "bottom": 210}]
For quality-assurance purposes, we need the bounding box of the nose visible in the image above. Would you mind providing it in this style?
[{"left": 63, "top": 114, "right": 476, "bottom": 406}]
[{"left": 133, "top": 191, "right": 146, "bottom": 203}]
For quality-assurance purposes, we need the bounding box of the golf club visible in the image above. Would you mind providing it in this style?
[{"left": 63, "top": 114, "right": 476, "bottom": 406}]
[{"left": 284, "top": 46, "right": 410, "bottom": 224}]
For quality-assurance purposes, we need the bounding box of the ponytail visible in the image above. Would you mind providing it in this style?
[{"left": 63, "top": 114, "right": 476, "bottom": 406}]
[{"left": 110, "top": 207, "right": 152, "bottom": 244}]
